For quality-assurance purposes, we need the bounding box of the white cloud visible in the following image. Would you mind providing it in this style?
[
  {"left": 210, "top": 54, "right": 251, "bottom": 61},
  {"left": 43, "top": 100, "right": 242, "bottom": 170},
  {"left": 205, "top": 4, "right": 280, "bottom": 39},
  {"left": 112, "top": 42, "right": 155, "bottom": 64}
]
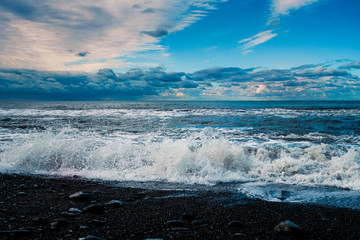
[
  {"left": 238, "top": 30, "right": 278, "bottom": 54},
  {"left": 271, "top": 0, "right": 319, "bottom": 16},
  {"left": 0, "top": 0, "right": 226, "bottom": 71}
]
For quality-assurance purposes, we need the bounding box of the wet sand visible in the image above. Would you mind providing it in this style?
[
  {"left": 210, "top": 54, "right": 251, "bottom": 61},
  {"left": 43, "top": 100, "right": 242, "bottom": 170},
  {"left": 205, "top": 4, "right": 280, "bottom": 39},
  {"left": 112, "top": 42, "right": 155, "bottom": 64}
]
[{"left": 0, "top": 173, "right": 359, "bottom": 240}]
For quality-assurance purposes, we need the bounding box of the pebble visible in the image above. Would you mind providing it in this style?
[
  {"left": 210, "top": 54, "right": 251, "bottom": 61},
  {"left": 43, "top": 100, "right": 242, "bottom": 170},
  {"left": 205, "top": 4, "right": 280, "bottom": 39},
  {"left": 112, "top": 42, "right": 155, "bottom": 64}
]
[
  {"left": 61, "top": 212, "right": 79, "bottom": 217},
  {"left": 83, "top": 204, "right": 105, "bottom": 214},
  {"left": 274, "top": 220, "right": 302, "bottom": 234},
  {"left": 17, "top": 184, "right": 29, "bottom": 190},
  {"left": 79, "top": 235, "right": 107, "bottom": 240},
  {"left": 170, "top": 227, "right": 189, "bottom": 232},
  {"left": 51, "top": 220, "right": 69, "bottom": 229},
  {"left": 228, "top": 220, "right": 244, "bottom": 229},
  {"left": 192, "top": 220, "right": 204, "bottom": 226},
  {"left": 165, "top": 220, "right": 185, "bottom": 228},
  {"left": 69, "top": 208, "right": 83, "bottom": 214},
  {"left": 17, "top": 192, "right": 27, "bottom": 196},
  {"left": 181, "top": 213, "right": 195, "bottom": 221},
  {"left": 69, "top": 191, "right": 94, "bottom": 202},
  {"left": 33, "top": 217, "right": 48, "bottom": 226},
  {"left": 90, "top": 219, "right": 107, "bottom": 226},
  {"left": 0, "top": 230, "right": 31, "bottom": 238},
  {"left": 105, "top": 200, "right": 129, "bottom": 208}
]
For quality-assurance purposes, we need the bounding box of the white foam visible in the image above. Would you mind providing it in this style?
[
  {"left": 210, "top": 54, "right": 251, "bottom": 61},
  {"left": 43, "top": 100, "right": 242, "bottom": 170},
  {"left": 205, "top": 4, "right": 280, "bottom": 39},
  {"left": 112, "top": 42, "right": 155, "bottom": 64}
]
[{"left": 0, "top": 127, "right": 359, "bottom": 190}]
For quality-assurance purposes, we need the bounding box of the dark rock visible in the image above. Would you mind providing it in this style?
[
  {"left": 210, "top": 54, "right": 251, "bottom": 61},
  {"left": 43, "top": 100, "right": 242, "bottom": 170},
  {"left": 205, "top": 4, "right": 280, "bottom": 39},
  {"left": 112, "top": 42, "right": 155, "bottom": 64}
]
[
  {"left": 51, "top": 219, "right": 68, "bottom": 229},
  {"left": 136, "top": 191, "right": 147, "bottom": 198},
  {"left": 274, "top": 220, "right": 302, "bottom": 234},
  {"left": 192, "top": 220, "right": 204, "bottom": 226},
  {"left": 0, "top": 230, "right": 31, "bottom": 238},
  {"left": 17, "top": 192, "right": 27, "bottom": 196},
  {"left": 228, "top": 220, "right": 244, "bottom": 229},
  {"left": 165, "top": 220, "right": 185, "bottom": 228},
  {"left": 105, "top": 200, "right": 129, "bottom": 208},
  {"left": 170, "top": 227, "right": 189, "bottom": 231},
  {"left": 92, "top": 190, "right": 106, "bottom": 195},
  {"left": 90, "top": 219, "right": 107, "bottom": 226},
  {"left": 17, "top": 184, "right": 29, "bottom": 190},
  {"left": 61, "top": 212, "right": 78, "bottom": 217},
  {"left": 83, "top": 204, "right": 105, "bottom": 214},
  {"left": 279, "top": 190, "right": 291, "bottom": 200},
  {"left": 181, "top": 213, "right": 195, "bottom": 221},
  {"left": 33, "top": 217, "right": 48, "bottom": 226},
  {"left": 79, "top": 235, "right": 106, "bottom": 240},
  {"left": 69, "top": 191, "right": 94, "bottom": 202},
  {"left": 69, "top": 208, "right": 83, "bottom": 214}
]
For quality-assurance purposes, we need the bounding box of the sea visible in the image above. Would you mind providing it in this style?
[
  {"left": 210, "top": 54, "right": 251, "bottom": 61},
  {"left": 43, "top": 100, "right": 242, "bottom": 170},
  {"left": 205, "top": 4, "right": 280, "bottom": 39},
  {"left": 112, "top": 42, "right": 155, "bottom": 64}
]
[{"left": 1, "top": 101, "right": 360, "bottom": 208}]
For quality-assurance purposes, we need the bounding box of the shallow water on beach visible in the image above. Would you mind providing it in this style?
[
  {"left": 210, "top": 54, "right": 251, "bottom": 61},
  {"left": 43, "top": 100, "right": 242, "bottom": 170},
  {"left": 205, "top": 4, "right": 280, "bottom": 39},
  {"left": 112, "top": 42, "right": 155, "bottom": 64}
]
[{"left": 0, "top": 101, "right": 360, "bottom": 208}]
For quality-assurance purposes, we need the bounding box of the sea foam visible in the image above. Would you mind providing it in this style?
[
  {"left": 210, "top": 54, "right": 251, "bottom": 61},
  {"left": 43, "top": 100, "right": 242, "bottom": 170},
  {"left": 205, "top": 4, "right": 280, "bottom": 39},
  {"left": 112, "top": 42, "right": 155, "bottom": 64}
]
[{"left": 0, "top": 127, "right": 359, "bottom": 190}]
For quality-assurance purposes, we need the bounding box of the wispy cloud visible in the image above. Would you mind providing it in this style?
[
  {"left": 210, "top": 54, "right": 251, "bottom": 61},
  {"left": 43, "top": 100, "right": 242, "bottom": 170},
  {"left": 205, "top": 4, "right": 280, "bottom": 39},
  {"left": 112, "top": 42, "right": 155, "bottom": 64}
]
[
  {"left": 271, "top": 0, "right": 319, "bottom": 16},
  {"left": 239, "top": 0, "right": 321, "bottom": 53},
  {"left": 0, "top": 0, "right": 227, "bottom": 72},
  {"left": 339, "top": 60, "right": 360, "bottom": 70},
  {"left": 238, "top": 30, "right": 278, "bottom": 54}
]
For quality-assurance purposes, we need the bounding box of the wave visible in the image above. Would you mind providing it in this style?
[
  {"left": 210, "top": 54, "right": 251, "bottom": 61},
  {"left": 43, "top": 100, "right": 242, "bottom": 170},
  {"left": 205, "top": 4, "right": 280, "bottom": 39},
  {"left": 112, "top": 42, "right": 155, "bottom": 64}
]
[
  {"left": 0, "top": 127, "right": 359, "bottom": 190},
  {"left": 1, "top": 108, "right": 360, "bottom": 119}
]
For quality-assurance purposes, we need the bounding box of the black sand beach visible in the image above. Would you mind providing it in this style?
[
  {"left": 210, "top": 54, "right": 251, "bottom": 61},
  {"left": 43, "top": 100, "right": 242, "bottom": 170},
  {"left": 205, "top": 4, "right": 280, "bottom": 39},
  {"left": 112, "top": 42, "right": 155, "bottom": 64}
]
[{"left": 1, "top": 173, "right": 360, "bottom": 240}]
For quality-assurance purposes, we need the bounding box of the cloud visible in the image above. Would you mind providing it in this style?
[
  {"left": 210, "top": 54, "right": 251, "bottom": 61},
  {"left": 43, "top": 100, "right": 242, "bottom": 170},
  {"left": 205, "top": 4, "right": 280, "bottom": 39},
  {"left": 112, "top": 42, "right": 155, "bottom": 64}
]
[
  {"left": 271, "top": 0, "right": 319, "bottom": 17},
  {"left": 238, "top": 30, "right": 278, "bottom": 54},
  {"left": 339, "top": 61, "right": 360, "bottom": 70},
  {"left": 1, "top": 63, "right": 359, "bottom": 100},
  {"left": 241, "top": 0, "right": 321, "bottom": 53},
  {"left": 0, "top": 0, "right": 227, "bottom": 71},
  {"left": 142, "top": 28, "right": 169, "bottom": 38},
  {"left": 76, "top": 51, "right": 89, "bottom": 57}
]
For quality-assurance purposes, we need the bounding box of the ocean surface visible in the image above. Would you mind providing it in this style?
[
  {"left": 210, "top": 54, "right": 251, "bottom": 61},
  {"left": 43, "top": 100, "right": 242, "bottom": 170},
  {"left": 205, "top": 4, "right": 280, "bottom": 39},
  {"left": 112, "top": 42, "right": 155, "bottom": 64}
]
[{"left": 1, "top": 101, "right": 360, "bottom": 208}]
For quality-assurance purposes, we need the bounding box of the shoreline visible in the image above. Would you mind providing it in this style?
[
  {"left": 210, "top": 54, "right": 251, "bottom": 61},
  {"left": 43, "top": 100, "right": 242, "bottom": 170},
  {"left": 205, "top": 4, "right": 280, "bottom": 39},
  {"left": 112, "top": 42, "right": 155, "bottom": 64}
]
[{"left": 1, "top": 173, "right": 360, "bottom": 240}]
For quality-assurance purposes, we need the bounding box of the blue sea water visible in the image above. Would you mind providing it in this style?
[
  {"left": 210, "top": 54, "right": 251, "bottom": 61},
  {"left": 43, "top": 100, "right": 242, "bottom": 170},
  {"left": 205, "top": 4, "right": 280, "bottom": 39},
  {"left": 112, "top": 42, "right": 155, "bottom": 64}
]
[{"left": 0, "top": 101, "right": 360, "bottom": 208}]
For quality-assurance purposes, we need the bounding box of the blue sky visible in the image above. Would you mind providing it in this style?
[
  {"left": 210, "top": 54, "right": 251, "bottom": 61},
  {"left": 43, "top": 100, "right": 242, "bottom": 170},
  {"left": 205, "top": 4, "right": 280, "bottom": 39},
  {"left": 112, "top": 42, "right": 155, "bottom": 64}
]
[{"left": 0, "top": 0, "right": 359, "bottom": 100}]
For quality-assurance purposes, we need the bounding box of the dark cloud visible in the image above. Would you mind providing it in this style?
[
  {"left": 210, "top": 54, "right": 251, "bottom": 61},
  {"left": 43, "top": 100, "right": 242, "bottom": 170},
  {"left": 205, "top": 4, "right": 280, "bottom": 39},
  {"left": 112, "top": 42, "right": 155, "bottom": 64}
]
[
  {"left": 76, "top": 51, "right": 89, "bottom": 57},
  {"left": 142, "top": 28, "right": 169, "bottom": 38},
  {"left": 0, "top": 64, "right": 359, "bottom": 100},
  {"left": 191, "top": 67, "right": 248, "bottom": 81},
  {"left": 132, "top": 4, "right": 141, "bottom": 9},
  {"left": 142, "top": 8, "right": 157, "bottom": 13},
  {"left": 0, "top": 0, "right": 37, "bottom": 20},
  {"left": 338, "top": 61, "right": 360, "bottom": 69},
  {"left": 290, "top": 63, "right": 323, "bottom": 71}
]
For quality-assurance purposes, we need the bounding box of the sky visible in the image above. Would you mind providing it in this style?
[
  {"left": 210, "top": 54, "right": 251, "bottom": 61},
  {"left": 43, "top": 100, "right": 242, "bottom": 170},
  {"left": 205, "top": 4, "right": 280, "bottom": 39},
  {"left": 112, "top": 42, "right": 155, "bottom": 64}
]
[{"left": 0, "top": 0, "right": 359, "bottom": 100}]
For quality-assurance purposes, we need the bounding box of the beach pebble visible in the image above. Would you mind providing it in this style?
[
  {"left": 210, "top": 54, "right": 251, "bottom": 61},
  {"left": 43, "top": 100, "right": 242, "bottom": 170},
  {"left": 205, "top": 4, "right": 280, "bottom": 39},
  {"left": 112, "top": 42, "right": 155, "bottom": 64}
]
[
  {"left": 83, "top": 204, "right": 105, "bottom": 214},
  {"left": 17, "top": 184, "right": 29, "bottom": 190},
  {"left": 165, "top": 220, "right": 185, "bottom": 227},
  {"left": 61, "top": 212, "right": 78, "bottom": 217},
  {"left": 181, "top": 213, "right": 195, "bottom": 221},
  {"left": 51, "top": 220, "right": 68, "bottom": 229},
  {"left": 274, "top": 220, "right": 302, "bottom": 234},
  {"left": 0, "top": 230, "right": 31, "bottom": 238},
  {"left": 69, "top": 208, "right": 83, "bottom": 214},
  {"left": 79, "top": 235, "right": 106, "bottom": 240},
  {"left": 170, "top": 227, "right": 189, "bottom": 232},
  {"left": 228, "top": 220, "right": 244, "bottom": 229},
  {"left": 90, "top": 219, "right": 107, "bottom": 226},
  {"left": 105, "top": 200, "right": 129, "bottom": 208},
  {"left": 192, "top": 220, "right": 204, "bottom": 226},
  {"left": 33, "top": 217, "right": 48, "bottom": 226},
  {"left": 69, "top": 191, "right": 94, "bottom": 202}
]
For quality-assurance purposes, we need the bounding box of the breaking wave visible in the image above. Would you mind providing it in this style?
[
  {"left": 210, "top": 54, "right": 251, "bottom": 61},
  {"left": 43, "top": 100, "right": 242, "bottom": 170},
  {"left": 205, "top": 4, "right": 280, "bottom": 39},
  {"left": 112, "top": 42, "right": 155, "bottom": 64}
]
[{"left": 0, "top": 127, "right": 359, "bottom": 190}]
